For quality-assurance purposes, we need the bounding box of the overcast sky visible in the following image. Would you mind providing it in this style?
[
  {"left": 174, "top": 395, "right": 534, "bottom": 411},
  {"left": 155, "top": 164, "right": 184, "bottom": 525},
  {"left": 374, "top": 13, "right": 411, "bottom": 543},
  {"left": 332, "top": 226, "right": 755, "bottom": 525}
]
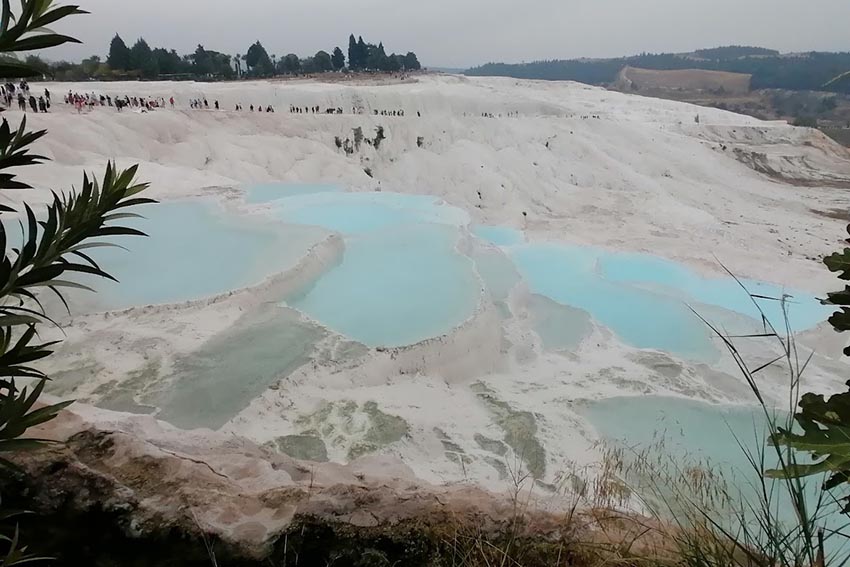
[{"left": 42, "top": 0, "right": 850, "bottom": 69}]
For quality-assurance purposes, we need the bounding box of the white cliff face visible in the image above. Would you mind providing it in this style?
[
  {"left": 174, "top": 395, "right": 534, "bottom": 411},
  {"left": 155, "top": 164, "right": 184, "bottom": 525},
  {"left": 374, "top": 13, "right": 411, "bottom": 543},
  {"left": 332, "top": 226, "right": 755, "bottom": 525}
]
[{"left": 17, "top": 74, "right": 850, "bottom": 490}]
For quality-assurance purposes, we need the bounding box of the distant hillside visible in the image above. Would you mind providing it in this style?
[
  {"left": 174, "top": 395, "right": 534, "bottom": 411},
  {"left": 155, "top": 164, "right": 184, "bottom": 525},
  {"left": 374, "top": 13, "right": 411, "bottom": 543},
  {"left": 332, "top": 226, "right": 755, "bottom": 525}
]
[{"left": 465, "top": 47, "right": 850, "bottom": 94}]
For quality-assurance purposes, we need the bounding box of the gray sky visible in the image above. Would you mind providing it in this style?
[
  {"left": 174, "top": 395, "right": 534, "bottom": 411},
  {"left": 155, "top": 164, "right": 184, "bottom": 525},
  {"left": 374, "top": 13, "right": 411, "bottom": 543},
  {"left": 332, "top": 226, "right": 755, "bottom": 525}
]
[{"left": 43, "top": 0, "right": 850, "bottom": 68}]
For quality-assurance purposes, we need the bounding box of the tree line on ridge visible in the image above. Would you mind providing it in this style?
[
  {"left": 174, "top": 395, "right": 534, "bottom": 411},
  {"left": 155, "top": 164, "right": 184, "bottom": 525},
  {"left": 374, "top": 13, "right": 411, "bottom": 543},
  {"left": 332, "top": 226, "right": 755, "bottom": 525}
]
[{"left": 19, "top": 34, "right": 421, "bottom": 81}]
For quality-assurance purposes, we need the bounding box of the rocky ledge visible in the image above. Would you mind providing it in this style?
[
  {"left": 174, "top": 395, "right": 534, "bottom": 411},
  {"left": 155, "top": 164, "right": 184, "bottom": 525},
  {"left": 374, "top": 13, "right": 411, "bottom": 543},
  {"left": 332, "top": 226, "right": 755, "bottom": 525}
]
[{"left": 2, "top": 404, "right": 645, "bottom": 566}]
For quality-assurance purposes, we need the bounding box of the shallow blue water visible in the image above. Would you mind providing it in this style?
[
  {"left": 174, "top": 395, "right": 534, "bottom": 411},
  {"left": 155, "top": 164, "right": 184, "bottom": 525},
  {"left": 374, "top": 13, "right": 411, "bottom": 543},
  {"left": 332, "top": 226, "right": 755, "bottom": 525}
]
[
  {"left": 471, "top": 247, "right": 521, "bottom": 302},
  {"left": 472, "top": 225, "right": 525, "bottom": 247},
  {"left": 508, "top": 243, "right": 830, "bottom": 360},
  {"left": 581, "top": 396, "right": 849, "bottom": 553},
  {"left": 581, "top": 396, "right": 768, "bottom": 465},
  {"left": 288, "top": 223, "right": 480, "bottom": 347},
  {"left": 272, "top": 192, "right": 469, "bottom": 235},
  {"left": 64, "top": 186, "right": 830, "bottom": 354},
  {"left": 598, "top": 252, "right": 830, "bottom": 331},
  {"left": 257, "top": 191, "right": 478, "bottom": 346},
  {"left": 84, "top": 200, "right": 323, "bottom": 309},
  {"left": 244, "top": 182, "right": 340, "bottom": 204},
  {"left": 511, "top": 244, "right": 719, "bottom": 360}
]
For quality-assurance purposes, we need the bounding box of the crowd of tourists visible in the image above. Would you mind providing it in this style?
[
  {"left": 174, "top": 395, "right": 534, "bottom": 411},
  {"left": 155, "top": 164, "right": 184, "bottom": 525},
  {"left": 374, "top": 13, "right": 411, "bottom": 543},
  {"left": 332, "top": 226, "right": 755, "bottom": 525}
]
[
  {"left": 62, "top": 91, "right": 170, "bottom": 112},
  {"left": 1, "top": 86, "right": 528, "bottom": 122},
  {"left": 2, "top": 80, "right": 52, "bottom": 112},
  {"left": 188, "top": 98, "right": 276, "bottom": 112}
]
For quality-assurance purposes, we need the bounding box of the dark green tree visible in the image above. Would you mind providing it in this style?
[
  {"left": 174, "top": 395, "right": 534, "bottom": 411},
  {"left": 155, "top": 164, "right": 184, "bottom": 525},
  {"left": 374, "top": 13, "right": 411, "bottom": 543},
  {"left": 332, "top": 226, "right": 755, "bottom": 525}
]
[
  {"left": 332, "top": 46, "right": 345, "bottom": 71},
  {"left": 403, "top": 51, "right": 421, "bottom": 71},
  {"left": 348, "top": 34, "right": 358, "bottom": 70},
  {"left": 280, "top": 53, "right": 300, "bottom": 74},
  {"left": 367, "top": 41, "right": 388, "bottom": 71},
  {"left": 79, "top": 54, "right": 101, "bottom": 76},
  {"left": 49, "top": 59, "right": 85, "bottom": 80},
  {"left": 385, "top": 53, "right": 402, "bottom": 72},
  {"left": 300, "top": 56, "right": 315, "bottom": 74},
  {"left": 23, "top": 54, "right": 49, "bottom": 77},
  {"left": 129, "top": 37, "right": 158, "bottom": 78},
  {"left": 313, "top": 50, "right": 332, "bottom": 72},
  {"left": 107, "top": 33, "right": 130, "bottom": 71},
  {"left": 245, "top": 40, "right": 272, "bottom": 76},
  {"left": 356, "top": 36, "right": 367, "bottom": 70},
  {"left": 153, "top": 48, "right": 186, "bottom": 75},
  {"left": 209, "top": 51, "right": 233, "bottom": 78},
  {"left": 191, "top": 44, "right": 212, "bottom": 75}
]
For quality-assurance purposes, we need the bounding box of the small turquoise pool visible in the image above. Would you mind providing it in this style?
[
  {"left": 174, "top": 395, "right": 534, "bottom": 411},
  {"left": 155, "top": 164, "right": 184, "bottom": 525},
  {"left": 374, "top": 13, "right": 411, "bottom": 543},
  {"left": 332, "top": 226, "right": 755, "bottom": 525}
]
[
  {"left": 509, "top": 244, "right": 830, "bottom": 360},
  {"left": 581, "top": 396, "right": 769, "bottom": 465},
  {"left": 244, "top": 182, "right": 340, "bottom": 204},
  {"left": 472, "top": 225, "right": 525, "bottom": 247},
  {"left": 581, "top": 396, "right": 849, "bottom": 553},
  {"left": 512, "top": 244, "right": 719, "bottom": 360},
  {"left": 288, "top": 224, "right": 480, "bottom": 347},
  {"left": 84, "top": 200, "right": 325, "bottom": 309},
  {"left": 265, "top": 191, "right": 479, "bottom": 347},
  {"left": 598, "top": 252, "right": 827, "bottom": 331},
  {"left": 271, "top": 191, "right": 469, "bottom": 234}
]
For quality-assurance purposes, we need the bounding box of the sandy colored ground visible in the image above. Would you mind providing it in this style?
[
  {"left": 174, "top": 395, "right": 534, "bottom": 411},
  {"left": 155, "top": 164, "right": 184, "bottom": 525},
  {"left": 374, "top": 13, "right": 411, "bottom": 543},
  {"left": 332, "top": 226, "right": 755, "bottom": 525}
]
[{"left": 616, "top": 66, "right": 752, "bottom": 94}]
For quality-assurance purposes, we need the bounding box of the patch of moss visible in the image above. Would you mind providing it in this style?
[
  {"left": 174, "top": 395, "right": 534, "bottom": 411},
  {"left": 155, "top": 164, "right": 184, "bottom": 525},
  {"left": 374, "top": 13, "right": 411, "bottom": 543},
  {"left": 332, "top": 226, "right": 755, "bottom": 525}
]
[
  {"left": 97, "top": 393, "right": 157, "bottom": 415},
  {"left": 48, "top": 362, "right": 103, "bottom": 396},
  {"left": 269, "top": 435, "right": 329, "bottom": 462},
  {"left": 97, "top": 359, "right": 162, "bottom": 415},
  {"left": 349, "top": 401, "right": 409, "bottom": 460},
  {"left": 484, "top": 456, "right": 509, "bottom": 480},
  {"left": 434, "top": 428, "right": 465, "bottom": 454},
  {"left": 474, "top": 433, "right": 508, "bottom": 456},
  {"left": 297, "top": 400, "right": 409, "bottom": 461},
  {"left": 472, "top": 383, "right": 547, "bottom": 479}
]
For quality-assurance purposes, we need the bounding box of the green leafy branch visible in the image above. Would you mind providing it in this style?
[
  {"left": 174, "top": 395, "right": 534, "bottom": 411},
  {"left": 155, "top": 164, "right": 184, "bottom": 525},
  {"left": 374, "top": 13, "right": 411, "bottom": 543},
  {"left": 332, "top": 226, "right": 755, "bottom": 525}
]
[
  {"left": 0, "top": 0, "right": 86, "bottom": 78},
  {"left": 0, "top": 118, "right": 47, "bottom": 193},
  {"left": 764, "top": 223, "right": 850, "bottom": 515},
  {"left": 823, "top": 228, "right": 850, "bottom": 355},
  {"left": 767, "top": 385, "right": 850, "bottom": 511}
]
